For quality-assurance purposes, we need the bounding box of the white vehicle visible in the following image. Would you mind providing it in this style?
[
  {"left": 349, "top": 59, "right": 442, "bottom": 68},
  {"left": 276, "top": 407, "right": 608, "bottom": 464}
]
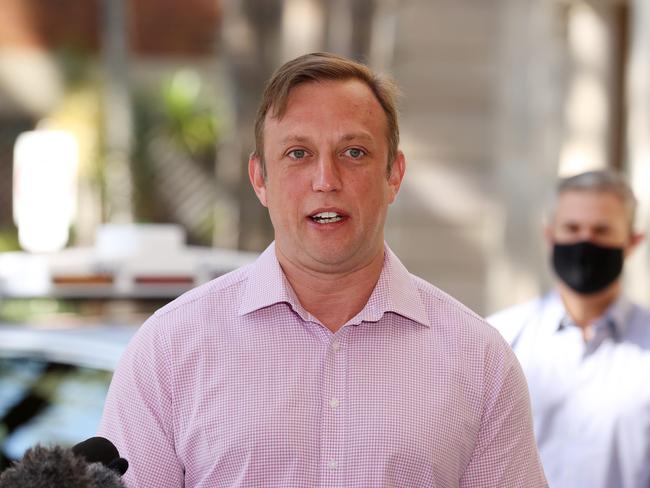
[
  {"left": 0, "top": 322, "right": 139, "bottom": 470},
  {"left": 0, "top": 224, "right": 258, "bottom": 299},
  {"left": 0, "top": 224, "right": 258, "bottom": 470}
]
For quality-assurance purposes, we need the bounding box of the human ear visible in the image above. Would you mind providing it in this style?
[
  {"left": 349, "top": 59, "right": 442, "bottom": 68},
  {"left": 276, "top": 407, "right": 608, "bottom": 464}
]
[
  {"left": 248, "top": 154, "right": 268, "bottom": 207},
  {"left": 543, "top": 221, "right": 555, "bottom": 248},
  {"left": 387, "top": 151, "right": 406, "bottom": 203},
  {"left": 624, "top": 232, "right": 645, "bottom": 258}
]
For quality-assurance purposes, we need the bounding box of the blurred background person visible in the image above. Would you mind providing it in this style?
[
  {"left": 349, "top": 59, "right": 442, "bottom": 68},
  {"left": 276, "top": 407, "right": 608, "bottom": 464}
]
[{"left": 489, "top": 169, "right": 650, "bottom": 488}]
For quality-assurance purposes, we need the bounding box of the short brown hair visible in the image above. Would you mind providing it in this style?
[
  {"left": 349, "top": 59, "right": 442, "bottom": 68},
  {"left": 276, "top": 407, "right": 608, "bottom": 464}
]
[{"left": 253, "top": 52, "right": 400, "bottom": 178}]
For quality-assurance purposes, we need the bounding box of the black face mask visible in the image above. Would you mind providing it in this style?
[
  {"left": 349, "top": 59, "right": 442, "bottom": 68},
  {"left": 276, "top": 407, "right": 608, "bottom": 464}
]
[{"left": 552, "top": 241, "right": 624, "bottom": 294}]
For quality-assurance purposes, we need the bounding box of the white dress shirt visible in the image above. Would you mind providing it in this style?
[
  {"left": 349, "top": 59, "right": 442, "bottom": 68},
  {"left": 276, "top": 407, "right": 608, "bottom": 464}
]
[{"left": 489, "top": 292, "right": 650, "bottom": 488}]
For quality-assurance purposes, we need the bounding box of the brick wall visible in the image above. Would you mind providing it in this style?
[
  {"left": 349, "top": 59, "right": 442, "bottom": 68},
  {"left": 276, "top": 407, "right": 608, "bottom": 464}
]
[
  {"left": 0, "top": 0, "right": 221, "bottom": 56},
  {"left": 130, "top": 0, "right": 221, "bottom": 56}
]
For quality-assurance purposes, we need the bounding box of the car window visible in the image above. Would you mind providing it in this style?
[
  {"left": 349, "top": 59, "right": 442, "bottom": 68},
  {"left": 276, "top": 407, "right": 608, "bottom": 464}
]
[{"left": 0, "top": 356, "right": 113, "bottom": 469}]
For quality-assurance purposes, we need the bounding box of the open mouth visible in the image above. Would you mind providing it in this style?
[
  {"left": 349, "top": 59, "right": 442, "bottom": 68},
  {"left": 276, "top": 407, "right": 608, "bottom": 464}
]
[{"left": 310, "top": 211, "right": 344, "bottom": 224}]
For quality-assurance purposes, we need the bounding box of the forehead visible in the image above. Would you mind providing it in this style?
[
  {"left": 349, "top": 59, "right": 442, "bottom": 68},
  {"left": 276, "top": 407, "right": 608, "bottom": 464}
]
[
  {"left": 263, "top": 79, "right": 388, "bottom": 140},
  {"left": 554, "top": 190, "right": 627, "bottom": 223}
]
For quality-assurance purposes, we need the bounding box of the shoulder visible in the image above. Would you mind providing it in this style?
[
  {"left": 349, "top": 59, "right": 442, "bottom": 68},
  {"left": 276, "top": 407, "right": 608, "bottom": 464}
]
[
  {"left": 622, "top": 298, "right": 650, "bottom": 345},
  {"left": 487, "top": 296, "right": 547, "bottom": 325},
  {"left": 127, "top": 264, "right": 253, "bottom": 350},
  {"left": 627, "top": 299, "right": 650, "bottom": 321},
  {"left": 409, "top": 275, "right": 533, "bottom": 427},
  {"left": 408, "top": 274, "right": 483, "bottom": 324},
  {"left": 486, "top": 296, "right": 549, "bottom": 343},
  {"left": 158, "top": 264, "right": 251, "bottom": 315},
  {"left": 409, "top": 274, "right": 514, "bottom": 360}
]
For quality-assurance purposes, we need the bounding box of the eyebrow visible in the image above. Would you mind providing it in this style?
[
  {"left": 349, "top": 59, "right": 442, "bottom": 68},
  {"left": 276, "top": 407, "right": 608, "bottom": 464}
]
[
  {"left": 341, "top": 132, "right": 374, "bottom": 143},
  {"left": 280, "top": 135, "right": 311, "bottom": 145},
  {"left": 280, "top": 132, "right": 375, "bottom": 145}
]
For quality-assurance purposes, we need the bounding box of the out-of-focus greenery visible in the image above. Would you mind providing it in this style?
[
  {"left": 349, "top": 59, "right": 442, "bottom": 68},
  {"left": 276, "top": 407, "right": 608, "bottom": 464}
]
[
  {"left": 161, "top": 70, "right": 221, "bottom": 158},
  {"left": 131, "top": 69, "right": 225, "bottom": 244},
  {"left": 0, "top": 227, "right": 19, "bottom": 252},
  {"left": 0, "top": 299, "right": 79, "bottom": 323}
]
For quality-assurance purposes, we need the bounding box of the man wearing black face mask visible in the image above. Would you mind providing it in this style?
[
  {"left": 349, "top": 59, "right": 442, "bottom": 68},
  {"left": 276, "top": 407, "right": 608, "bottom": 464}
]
[{"left": 489, "top": 169, "right": 650, "bottom": 488}]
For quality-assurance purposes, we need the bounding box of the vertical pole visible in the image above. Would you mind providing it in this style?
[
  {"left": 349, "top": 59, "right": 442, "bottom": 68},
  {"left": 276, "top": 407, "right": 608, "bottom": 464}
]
[
  {"left": 625, "top": 0, "right": 650, "bottom": 305},
  {"left": 101, "top": 0, "right": 134, "bottom": 223}
]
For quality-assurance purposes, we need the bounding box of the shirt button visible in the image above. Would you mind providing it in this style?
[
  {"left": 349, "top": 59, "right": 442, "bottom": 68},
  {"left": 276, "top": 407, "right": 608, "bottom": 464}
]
[
  {"left": 329, "top": 398, "right": 340, "bottom": 409},
  {"left": 332, "top": 341, "right": 341, "bottom": 352},
  {"left": 328, "top": 459, "right": 338, "bottom": 470}
]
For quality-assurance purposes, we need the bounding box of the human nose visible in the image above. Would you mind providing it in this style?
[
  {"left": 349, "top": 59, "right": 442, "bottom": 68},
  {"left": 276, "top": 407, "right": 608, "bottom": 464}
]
[
  {"left": 577, "top": 228, "right": 597, "bottom": 242},
  {"left": 312, "top": 154, "right": 341, "bottom": 192},
  {"left": 582, "top": 231, "right": 596, "bottom": 242}
]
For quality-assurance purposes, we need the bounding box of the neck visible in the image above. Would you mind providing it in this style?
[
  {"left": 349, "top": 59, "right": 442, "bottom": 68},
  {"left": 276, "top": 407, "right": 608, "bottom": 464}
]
[
  {"left": 558, "top": 280, "right": 621, "bottom": 328},
  {"left": 276, "top": 248, "right": 386, "bottom": 333}
]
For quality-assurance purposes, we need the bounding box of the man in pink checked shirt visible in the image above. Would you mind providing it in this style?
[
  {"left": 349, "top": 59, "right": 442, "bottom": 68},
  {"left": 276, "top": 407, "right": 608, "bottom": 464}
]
[{"left": 99, "top": 52, "right": 547, "bottom": 487}]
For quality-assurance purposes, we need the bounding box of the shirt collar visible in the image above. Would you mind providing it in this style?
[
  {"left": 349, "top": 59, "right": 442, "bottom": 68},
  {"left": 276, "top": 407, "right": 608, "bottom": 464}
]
[
  {"left": 238, "top": 242, "right": 430, "bottom": 328},
  {"left": 557, "top": 293, "right": 632, "bottom": 338},
  {"left": 238, "top": 242, "right": 304, "bottom": 317},
  {"left": 601, "top": 295, "right": 632, "bottom": 336},
  {"left": 348, "top": 245, "right": 429, "bottom": 327}
]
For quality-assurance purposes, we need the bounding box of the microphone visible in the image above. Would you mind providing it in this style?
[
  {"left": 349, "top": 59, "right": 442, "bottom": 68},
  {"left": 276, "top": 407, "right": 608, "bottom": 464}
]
[
  {"left": 0, "top": 437, "right": 128, "bottom": 487},
  {"left": 72, "top": 437, "right": 129, "bottom": 476}
]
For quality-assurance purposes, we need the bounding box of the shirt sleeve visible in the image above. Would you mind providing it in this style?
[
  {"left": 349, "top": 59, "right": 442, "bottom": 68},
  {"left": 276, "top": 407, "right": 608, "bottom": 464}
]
[
  {"left": 97, "top": 316, "right": 184, "bottom": 488},
  {"left": 460, "top": 339, "right": 548, "bottom": 487}
]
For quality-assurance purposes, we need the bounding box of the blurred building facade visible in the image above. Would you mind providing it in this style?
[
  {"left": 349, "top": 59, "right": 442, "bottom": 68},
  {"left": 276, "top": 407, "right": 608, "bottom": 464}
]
[{"left": 0, "top": 0, "right": 648, "bottom": 315}]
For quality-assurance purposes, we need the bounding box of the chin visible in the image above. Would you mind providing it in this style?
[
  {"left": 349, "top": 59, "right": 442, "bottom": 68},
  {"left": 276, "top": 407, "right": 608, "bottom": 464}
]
[
  {"left": 308, "top": 243, "right": 379, "bottom": 270},
  {"left": 310, "top": 250, "right": 352, "bottom": 267}
]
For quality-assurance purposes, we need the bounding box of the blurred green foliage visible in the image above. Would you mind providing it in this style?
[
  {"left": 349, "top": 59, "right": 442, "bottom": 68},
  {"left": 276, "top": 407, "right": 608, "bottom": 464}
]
[
  {"left": 161, "top": 70, "right": 221, "bottom": 158},
  {"left": 0, "top": 227, "right": 20, "bottom": 252},
  {"left": 130, "top": 69, "right": 224, "bottom": 245},
  {"left": 0, "top": 299, "right": 78, "bottom": 323}
]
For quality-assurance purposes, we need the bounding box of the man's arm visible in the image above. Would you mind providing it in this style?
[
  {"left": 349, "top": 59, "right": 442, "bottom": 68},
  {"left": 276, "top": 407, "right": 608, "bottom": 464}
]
[
  {"left": 460, "top": 341, "right": 547, "bottom": 487},
  {"left": 98, "top": 317, "right": 184, "bottom": 487}
]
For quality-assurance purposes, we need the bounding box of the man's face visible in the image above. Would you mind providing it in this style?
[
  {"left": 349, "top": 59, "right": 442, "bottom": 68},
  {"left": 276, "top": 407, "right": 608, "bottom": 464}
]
[
  {"left": 249, "top": 79, "right": 405, "bottom": 274},
  {"left": 546, "top": 190, "right": 635, "bottom": 255}
]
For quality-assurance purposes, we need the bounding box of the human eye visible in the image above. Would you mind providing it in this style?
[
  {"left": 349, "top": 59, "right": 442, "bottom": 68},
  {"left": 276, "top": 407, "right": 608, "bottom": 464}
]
[
  {"left": 287, "top": 148, "right": 308, "bottom": 160},
  {"left": 343, "top": 147, "right": 366, "bottom": 159},
  {"left": 594, "top": 225, "right": 611, "bottom": 236},
  {"left": 562, "top": 223, "right": 580, "bottom": 234}
]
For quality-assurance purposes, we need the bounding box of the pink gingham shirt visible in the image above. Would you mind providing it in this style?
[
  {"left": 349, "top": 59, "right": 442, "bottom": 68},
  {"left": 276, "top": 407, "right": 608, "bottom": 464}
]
[{"left": 99, "top": 243, "right": 547, "bottom": 487}]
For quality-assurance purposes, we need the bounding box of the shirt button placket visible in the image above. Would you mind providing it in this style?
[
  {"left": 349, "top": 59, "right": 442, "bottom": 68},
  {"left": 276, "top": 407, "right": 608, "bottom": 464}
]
[{"left": 320, "top": 331, "right": 348, "bottom": 485}]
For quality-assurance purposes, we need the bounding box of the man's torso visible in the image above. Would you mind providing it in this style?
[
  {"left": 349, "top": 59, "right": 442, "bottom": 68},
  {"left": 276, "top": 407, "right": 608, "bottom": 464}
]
[{"left": 489, "top": 293, "right": 650, "bottom": 487}]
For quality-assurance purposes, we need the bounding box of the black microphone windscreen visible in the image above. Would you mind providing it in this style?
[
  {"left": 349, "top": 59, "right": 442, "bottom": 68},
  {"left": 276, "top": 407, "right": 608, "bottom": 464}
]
[
  {"left": 0, "top": 444, "right": 126, "bottom": 488},
  {"left": 72, "top": 437, "right": 128, "bottom": 475},
  {"left": 0, "top": 445, "right": 87, "bottom": 488},
  {"left": 72, "top": 437, "right": 119, "bottom": 466},
  {"left": 107, "top": 457, "right": 129, "bottom": 476}
]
